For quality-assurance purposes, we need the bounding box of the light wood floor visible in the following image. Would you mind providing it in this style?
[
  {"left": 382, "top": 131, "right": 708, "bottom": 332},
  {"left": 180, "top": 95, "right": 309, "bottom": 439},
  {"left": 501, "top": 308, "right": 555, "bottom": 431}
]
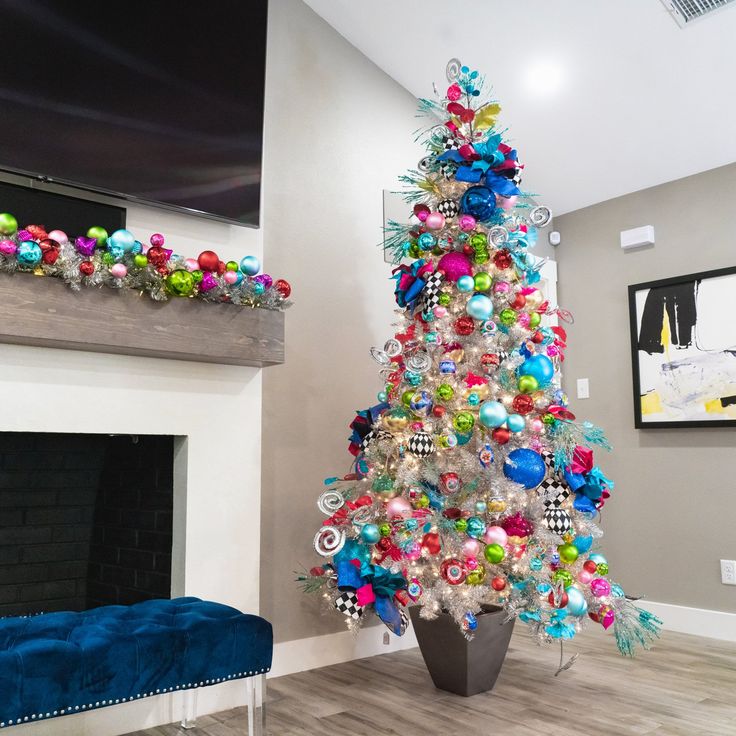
[{"left": 125, "top": 627, "right": 736, "bottom": 736}]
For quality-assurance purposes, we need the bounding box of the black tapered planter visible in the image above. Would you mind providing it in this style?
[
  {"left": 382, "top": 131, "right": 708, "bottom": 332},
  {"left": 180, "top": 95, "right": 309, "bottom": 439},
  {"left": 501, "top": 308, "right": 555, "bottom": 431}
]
[{"left": 409, "top": 605, "right": 515, "bottom": 697}]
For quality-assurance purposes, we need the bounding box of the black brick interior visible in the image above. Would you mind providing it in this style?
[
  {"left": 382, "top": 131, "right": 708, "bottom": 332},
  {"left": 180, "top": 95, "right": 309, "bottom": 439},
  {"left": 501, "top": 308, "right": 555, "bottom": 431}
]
[{"left": 0, "top": 433, "right": 174, "bottom": 617}]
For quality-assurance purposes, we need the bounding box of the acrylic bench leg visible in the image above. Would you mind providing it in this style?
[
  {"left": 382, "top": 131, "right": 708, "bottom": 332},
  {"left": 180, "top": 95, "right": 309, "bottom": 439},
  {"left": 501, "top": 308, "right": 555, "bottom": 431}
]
[
  {"left": 181, "top": 688, "right": 198, "bottom": 729},
  {"left": 246, "top": 674, "right": 265, "bottom": 736}
]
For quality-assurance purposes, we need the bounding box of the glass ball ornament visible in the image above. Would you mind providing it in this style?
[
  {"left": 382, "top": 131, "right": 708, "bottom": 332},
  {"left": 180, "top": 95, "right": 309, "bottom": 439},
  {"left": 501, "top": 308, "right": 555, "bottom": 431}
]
[
  {"left": 440, "top": 558, "right": 467, "bottom": 585},
  {"left": 558, "top": 543, "right": 579, "bottom": 565},
  {"left": 239, "top": 255, "right": 260, "bottom": 276},
  {"left": 133, "top": 254, "right": 149, "bottom": 268},
  {"left": 457, "top": 275, "right": 475, "bottom": 293},
  {"left": 87, "top": 226, "right": 108, "bottom": 246},
  {"left": 484, "top": 543, "right": 505, "bottom": 564},
  {"left": 553, "top": 570, "right": 574, "bottom": 588},
  {"left": 483, "top": 526, "right": 507, "bottom": 546},
  {"left": 417, "top": 232, "right": 436, "bottom": 250},
  {"left": 165, "top": 269, "right": 196, "bottom": 297},
  {"left": 518, "top": 375, "right": 540, "bottom": 394},
  {"left": 466, "top": 516, "right": 486, "bottom": 539},
  {"left": 454, "top": 316, "right": 475, "bottom": 336},
  {"left": 107, "top": 229, "right": 137, "bottom": 254},
  {"left": 475, "top": 500, "right": 487, "bottom": 514},
  {"left": 498, "top": 308, "right": 517, "bottom": 326},
  {"left": 479, "top": 400, "right": 507, "bottom": 428},
  {"left": 506, "top": 413, "right": 525, "bottom": 433},
  {"left": 473, "top": 272, "right": 492, "bottom": 291},
  {"left": 529, "top": 312, "right": 542, "bottom": 329},
  {"left": 360, "top": 524, "right": 381, "bottom": 544},
  {"left": 565, "top": 586, "right": 588, "bottom": 617},
  {"left": 454, "top": 518, "right": 468, "bottom": 533},
  {"left": 438, "top": 293, "right": 451, "bottom": 306},
  {"left": 452, "top": 411, "right": 475, "bottom": 433},
  {"left": 437, "top": 251, "right": 473, "bottom": 282},
  {"left": 0, "top": 212, "right": 18, "bottom": 236},
  {"left": 467, "top": 392, "right": 480, "bottom": 407},
  {"left": 409, "top": 390, "right": 433, "bottom": 417},
  {"left": 492, "top": 427, "right": 511, "bottom": 444},
  {"left": 491, "top": 576, "right": 507, "bottom": 591},
  {"left": 502, "top": 448, "right": 546, "bottom": 489},
  {"left": 519, "top": 354, "right": 555, "bottom": 387},
  {"left": 425, "top": 212, "right": 446, "bottom": 230},
  {"left": 436, "top": 384, "right": 454, "bottom": 401},
  {"left": 466, "top": 294, "right": 493, "bottom": 321},
  {"left": 466, "top": 563, "right": 486, "bottom": 585},
  {"left": 460, "top": 185, "right": 497, "bottom": 221}
]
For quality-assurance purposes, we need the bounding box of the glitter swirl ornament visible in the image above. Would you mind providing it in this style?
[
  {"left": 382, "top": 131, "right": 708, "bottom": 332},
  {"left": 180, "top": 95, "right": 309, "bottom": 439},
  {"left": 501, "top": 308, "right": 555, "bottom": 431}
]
[
  {"left": 317, "top": 490, "right": 345, "bottom": 515},
  {"left": 313, "top": 526, "right": 346, "bottom": 557}
]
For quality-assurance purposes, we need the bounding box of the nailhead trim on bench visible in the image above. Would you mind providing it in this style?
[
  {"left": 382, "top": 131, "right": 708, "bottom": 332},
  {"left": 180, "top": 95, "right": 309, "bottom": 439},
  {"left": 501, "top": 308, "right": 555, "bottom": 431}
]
[{"left": 0, "top": 667, "right": 270, "bottom": 727}]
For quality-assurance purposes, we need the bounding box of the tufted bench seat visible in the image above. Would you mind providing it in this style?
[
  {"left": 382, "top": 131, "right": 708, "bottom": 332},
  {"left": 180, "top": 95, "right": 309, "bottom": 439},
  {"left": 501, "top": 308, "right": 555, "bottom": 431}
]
[{"left": 0, "top": 597, "right": 272, "bottom": 733}]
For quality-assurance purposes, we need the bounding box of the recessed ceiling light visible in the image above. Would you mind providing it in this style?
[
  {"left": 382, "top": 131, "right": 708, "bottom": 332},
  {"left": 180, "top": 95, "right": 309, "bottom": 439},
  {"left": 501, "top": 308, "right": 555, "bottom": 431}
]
[{"left": 523, "top": 60, "right": 565, "bottom": 96}]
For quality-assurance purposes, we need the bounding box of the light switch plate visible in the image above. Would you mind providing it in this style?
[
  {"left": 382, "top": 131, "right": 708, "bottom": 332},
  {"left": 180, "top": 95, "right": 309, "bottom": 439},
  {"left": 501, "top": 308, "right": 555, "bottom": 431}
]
[{"left": 576, "top": 378, "right": 590, "bottom": 399}]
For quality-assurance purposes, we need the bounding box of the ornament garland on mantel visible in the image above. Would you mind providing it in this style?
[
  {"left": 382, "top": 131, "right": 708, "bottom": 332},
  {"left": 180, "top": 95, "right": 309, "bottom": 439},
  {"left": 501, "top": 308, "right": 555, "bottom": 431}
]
[{"left": 0, "top": 212, "right": 291, "bottom": 310}]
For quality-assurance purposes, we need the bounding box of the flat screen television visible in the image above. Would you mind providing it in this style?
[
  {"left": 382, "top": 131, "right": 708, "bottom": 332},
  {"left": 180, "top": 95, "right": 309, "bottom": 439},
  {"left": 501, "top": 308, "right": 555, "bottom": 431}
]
[{"left": 0, "top": 0, "right": 267, "bottom": 227}]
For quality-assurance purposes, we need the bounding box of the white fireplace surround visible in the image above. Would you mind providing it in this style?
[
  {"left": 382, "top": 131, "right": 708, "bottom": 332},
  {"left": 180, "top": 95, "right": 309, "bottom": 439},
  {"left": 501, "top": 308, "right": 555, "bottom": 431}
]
[{"left": 0, "top": 199, "right": 264, "bottom": 735}]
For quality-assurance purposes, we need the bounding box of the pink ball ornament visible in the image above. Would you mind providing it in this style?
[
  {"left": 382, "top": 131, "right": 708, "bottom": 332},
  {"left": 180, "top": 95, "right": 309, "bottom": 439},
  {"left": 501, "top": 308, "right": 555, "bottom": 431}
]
[
  {"left": 0, "top": 239, "right": 17, "bottom": 255},
  {"left": 425, "top": 212, "right": 446, "bottom": 231},
  {"left": 590, "top": 578, "right": 612, "bottom": 597},
  {"left": 385, "top": 496, "right": 412, "bottom": 520},
  {"left": 437, "top": 251, "right": 473, "bottom": 282},
  {"left": 484, "top": 526, "right": 508, "bottom": 547},
  {"left": 223, "top": 270, "right": 239, "bottom": 285},
  {"left": 462, "top": 538, "right": 481, "bottom": 558},
  {"left": 493, "top": 281, "right": 511, "bottom": 295},
  {"left": 530, "top": 418, "right": 544, "bottom": 433},
  {"left": 578, "top": 570, "right": 594, "bottom": 584},
  {"left": 433, "top": 306, "right": 447, "bottom": 318},
  {"left": 109, "top": 263, "right": 127, "bottom": 279},
  {"left": 458, "top": 214, "right": 476, "bottom": 232},
  {"left": 150, "top": 233, "right": 165, "bottom": 247},
  {"left": 496, "top": 195, "right": 518, "bottom": 211},
  {"left": 184, "top": 257, "right": 199, "bottom": 272},
  {"left": 47, "top": 229, "right": 68, "bottom": 244},
  {"left": 465, "top": 556, "right": 478, "bottom": 571},
  {"left": 404, "top": 542, "right": 422, "bottom": 561},
  {"left": 517, "top": 312, "right": 531, "bottom": 328}
]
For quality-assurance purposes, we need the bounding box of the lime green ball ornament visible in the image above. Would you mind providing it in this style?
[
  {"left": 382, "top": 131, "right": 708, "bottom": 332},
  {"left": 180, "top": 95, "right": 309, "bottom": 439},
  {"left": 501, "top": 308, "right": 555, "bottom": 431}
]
[
  {"left": 558, "top": 543, "right": 579, "bottom": 565},
  {"left": 518, "top": 375, "right": 539, "bottom": 394},
  {"left": 226, "top": 260, "right": 239, "bottom": 271},
  {"left": 133, "top": 254, "right": 148, "bottom": 268},
  {"left": 87, "top": 226, "right": 108, "bottom": 247},
  {"left": 553, "top": 569, "right": 574, "bottom": 588},
  {"left": 166, "top": 269, "right": 196, "bottom": 297},
  {"left": 438, "top": 293, "right": 451, "bottom": 306},
  {"left": 191, "top": 270, "right": 204, "bottom": 284},
  {"left": 453, "top": 411, "right": 475, "bottom": 433},
  {"left": 436, "top": 384, "right": 454, "bottom": 401},
  {"left": 473, "top": 272, "right": 492, "bottom": 291},
  {"left": 401, "top": 390, "right": 414, "bottom": 408},
  {"left": 408, "top": 243, "right": 422, "bottom": 258},
  {"left": 0, "top": 212, "right": 18, "bottom": 236},
  {"left": 542, "top": 413, "right": 556, "bottom": 425},
  {"left": 101, "top": 252, "right": 116, "bottom": 266},
  {"left": 414, "top": 493, "right": 430, "bottom": 509},
  {"left": 455, "top": 518, "right": 468, "bottom": 533},
  {"left": 597, "top": 562, "right": 609, "bottom": 576},
  {"left": 379, "top": 523, "right": 392, "bottom": 537},
  {"left": 529, "top": 312, "right": 542, "bottom": 329},
  {"left": 469, "top": 233, "right": 487, "bottom": 249},
  {"left": 498, "top": 308, "right": 517, "bottom": 326},
  {"left": 466, "top": 564, "right": 486, "bottom": 585},
  {"left": 484, "top": 543, "right": 505, "bottom": 564}
]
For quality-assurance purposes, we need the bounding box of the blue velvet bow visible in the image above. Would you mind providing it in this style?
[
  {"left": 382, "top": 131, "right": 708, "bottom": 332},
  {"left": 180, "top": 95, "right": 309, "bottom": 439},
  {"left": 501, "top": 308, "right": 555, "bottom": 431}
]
[
  {"left": 367, "top": 567, "right": 408, "bottom": 635},
  {"left": 392, "top": 260, "right": 430, "bottom": 310}
]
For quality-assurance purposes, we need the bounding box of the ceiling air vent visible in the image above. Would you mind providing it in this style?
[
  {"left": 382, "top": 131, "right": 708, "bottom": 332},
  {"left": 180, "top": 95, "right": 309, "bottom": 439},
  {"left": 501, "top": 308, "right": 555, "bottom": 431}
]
[{"left": 661, "top": 0, "right": 736, "bottom": 26}]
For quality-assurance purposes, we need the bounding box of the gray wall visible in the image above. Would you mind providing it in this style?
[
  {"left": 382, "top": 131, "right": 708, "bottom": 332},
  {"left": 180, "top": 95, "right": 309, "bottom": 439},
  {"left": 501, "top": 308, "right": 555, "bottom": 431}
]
[
  {"left": 260, "top": 0, "right": 418, "bottom": 644},
  {"left": 555, "top": 163, "right": 736, "bottom": 613}
]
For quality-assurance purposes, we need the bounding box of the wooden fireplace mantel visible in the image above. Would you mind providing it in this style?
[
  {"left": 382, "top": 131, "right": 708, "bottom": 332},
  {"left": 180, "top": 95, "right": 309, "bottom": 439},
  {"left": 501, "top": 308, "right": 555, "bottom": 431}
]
[{"left": 0, "top": 272, "right": 285, "bottom": 367}]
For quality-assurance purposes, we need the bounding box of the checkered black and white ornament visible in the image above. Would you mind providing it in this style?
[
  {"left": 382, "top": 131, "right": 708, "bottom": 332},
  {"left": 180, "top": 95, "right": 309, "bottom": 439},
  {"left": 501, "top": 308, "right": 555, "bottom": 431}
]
[
  {"left": 407, "top": 431, "right": 435, "bottom": 457},
  {"left": 398, "top": 609, "right": 409, "bottom": 635},
  {"left": 439, "top": 133, "right": 460, "bottom": 151},
  {"left": 360, "top": 428, "right": 393, "bottom": 452},
  {"left": 334, "top": 591, "right": 364, "bottom": 620},
  {"left": 437, "top": 199, "right": 460, "bottom": 220},
  {"left": 420, "top": 271, "right": 445, "bottom": 312},
  {"left": 540, "top": 450, "right": 557, "bottom": 475},
  {"left": 538, "top": 477, "right": 570, "bottom": 508},
  {"left": 439, "top": 161, "right": 456, "bottom": 180},
  {"left": 543, "top": 508, "right": 572, "bottom": 537}
]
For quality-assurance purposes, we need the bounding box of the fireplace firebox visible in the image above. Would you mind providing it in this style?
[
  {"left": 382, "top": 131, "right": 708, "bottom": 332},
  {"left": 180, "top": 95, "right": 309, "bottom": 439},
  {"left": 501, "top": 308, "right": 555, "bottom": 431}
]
[{"left": 0, "top": 432, "right": 174, "bottom": 617}]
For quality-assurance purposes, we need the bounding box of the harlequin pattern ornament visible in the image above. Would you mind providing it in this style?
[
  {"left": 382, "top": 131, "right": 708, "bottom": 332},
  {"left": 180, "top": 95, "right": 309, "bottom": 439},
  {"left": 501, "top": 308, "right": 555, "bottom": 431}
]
[
  {"left": 544, "top": 508, "right": 573, "bottom": 537},
  {"left": 437, "top": 199, "right": 460, "bottom": 219},
  {"left": 407, "top": 431, "right": 435, "bottom": 457}
]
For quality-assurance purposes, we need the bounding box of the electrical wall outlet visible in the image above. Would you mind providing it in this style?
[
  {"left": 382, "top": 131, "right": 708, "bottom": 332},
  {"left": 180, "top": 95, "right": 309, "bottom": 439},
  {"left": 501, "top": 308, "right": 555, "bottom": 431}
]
[
  {"left": 720, "top": 559, "right": 736, "bottom": 585},
  {"left": 383, "top": 632, "right": 390, "bottom": 645}
]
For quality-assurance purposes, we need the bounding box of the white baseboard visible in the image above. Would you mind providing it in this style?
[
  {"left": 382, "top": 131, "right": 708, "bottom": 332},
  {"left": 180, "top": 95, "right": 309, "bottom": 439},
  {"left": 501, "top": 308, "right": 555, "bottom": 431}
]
[
  {"left": 269, "top": 623, "right": 418, "bottom": 679},
  {"left": 634, "top": 600, "right": 736, "bottom": 642}
]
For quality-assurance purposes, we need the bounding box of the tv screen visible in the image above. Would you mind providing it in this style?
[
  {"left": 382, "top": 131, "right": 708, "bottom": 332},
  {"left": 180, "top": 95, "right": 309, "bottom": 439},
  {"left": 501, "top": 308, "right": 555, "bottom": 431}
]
[{"left": 0, "top": 0, "right": 267, "bottom": 227}]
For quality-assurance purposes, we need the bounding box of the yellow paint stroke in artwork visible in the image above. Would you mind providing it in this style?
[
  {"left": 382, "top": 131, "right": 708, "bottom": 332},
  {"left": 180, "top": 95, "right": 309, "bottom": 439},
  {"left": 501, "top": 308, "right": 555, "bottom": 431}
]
[
  {"left": 661, "top": 306, "right": 672, "bottom": 358},
  {"left": 641, "top": 391, "right": 663, "bottom": 416},
  {"left": 704, "top": 398, "right": 724, "bottom": 414}
]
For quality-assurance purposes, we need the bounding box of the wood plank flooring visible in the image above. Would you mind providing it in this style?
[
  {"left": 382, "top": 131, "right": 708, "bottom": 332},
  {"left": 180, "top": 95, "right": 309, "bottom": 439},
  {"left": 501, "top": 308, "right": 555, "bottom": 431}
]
[{"left": 125, "top": 627, "right": 736, "bottom": 736}]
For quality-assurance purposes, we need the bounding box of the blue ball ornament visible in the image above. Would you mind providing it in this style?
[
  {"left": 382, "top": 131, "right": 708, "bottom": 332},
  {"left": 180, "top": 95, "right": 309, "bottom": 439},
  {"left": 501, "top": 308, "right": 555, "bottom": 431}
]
[
  {"left": 457, "top": 275, "right": 475, "bottom": 293},
  {"left": 360, "top": 524, "right": 381, "bottom": 544},
  {"left": 466, "top": 516, "right": 486, "bottom": 539},
  {"left": 132, "top": 240, "right": 143, "bottom": 254},
  {"left": 108, "top": 229, "right": 137, "bottom": 253},
  {"left": 16, "top": 241, "right": 42, "bottom": 267},
  {"left": 479, "top": 400, "right": 507, "bottom": 428},
  {"left": 240, "top": 255, "right": 261, "bottom": 276},
  {"left": 417, "top": 232, "right": 435, "bottom": 250},
  {"left": 377, "top": 391, "right": 388, "bottom": 402},
  {"left": 460, "top": 185, "right": 497, "bottom": 221},
  {"left": 518, "top": 354, "right": 555, "bottom": 387},
  {"left": 573, "top": 535, "right": 593, "bottom": 554},
  {"left": 503, "top": 448, "right": 546, "bottom": 489},
  {"left": 466, "top": 294, "right": 493, "bottom": 321},
  {"left": 610, "top": 584, "right": 625, "bottom": 598},
  {"left": 565, "top": 586, "right": 588, "bottom": 617},
  {"left": 409, "top": 390, "right": 433, "bottom": 417},
  {"left": 506, "top": 413, "right": 526, "bottom": 433}
]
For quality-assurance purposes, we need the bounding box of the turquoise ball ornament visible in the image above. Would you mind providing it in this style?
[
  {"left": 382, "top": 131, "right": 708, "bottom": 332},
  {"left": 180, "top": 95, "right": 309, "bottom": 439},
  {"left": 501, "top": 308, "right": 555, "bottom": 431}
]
[
  {"left": 479, "top": 400, "right": 508, "bottom": 428},
  {"left": 466, "top": 516, "right": 486, "bottom": 539},
  {"left": 573, "top": 535, "right": 593, "bottom": 554},
  {"left": 565, "top": 586, "right": 588, "bottom": 617},
  {"left": 108, "top": 229, "right": 137, "bottom": 253},
  {"left": 589, "top": 553, "right": 607, "bottom": 566},
  {"left": 466, "top": 294, "right": 493, "bottom": 321},
  {"left": 17, "top": 241, "right": 42, "bottom": 267},
  {"left": 254, "top": 282, "right": 265, "bottom": 295},
  {"left": 377, "top": 391, "right": 388, "bottom": 402},
  {"left": 360, "top": 524, "right": 381, "bottom": 544},
  {"left": 457, "top": 275, "right": 475, "bottom": 293},
  {"left": 240, "top": 255, "right": 261, "bottom": 276},
  {"left": 506, "top": 413, "right": 526, "bottom": 433},
  {"left": 518, "top": 354, "right": 555, "bottom": 387},
  {"left": 503, "top": 448, "right": 546, "bottom": 489}
]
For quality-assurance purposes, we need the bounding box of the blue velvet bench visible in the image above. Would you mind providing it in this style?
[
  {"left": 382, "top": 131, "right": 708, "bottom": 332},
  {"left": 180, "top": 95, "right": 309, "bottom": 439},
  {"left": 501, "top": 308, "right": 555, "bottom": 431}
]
[{"left": 0, "top": 597, "right": 272, "bottom": 734}]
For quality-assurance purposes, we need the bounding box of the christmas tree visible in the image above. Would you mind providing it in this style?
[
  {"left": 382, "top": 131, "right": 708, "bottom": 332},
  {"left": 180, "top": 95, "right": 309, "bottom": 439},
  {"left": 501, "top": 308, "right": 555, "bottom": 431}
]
[{"left": 301, "top": 59, "right": 660, "bottom": 659}]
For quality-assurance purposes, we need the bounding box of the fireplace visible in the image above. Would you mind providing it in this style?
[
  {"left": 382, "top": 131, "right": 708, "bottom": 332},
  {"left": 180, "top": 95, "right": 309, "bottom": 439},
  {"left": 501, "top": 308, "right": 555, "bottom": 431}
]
[{"left": 0, "top": 432, "right": 176, "bottom": 617}]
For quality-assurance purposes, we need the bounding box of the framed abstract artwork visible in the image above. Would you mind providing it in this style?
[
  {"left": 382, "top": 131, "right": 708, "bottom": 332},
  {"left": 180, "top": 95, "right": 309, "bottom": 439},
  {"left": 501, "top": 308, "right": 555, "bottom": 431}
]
[{"left": 628, "top": 266, "right": 736, "bottom": 428}]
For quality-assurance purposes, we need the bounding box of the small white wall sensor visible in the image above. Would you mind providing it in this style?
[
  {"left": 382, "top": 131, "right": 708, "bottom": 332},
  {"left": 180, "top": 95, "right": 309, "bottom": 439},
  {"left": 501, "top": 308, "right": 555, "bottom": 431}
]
[{"left": 548, "top": 231, "right": 561, "bottom": 247}]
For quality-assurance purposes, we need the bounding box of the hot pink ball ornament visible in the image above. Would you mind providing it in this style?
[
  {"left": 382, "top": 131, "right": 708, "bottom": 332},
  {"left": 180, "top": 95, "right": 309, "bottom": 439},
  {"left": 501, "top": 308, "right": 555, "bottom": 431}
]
[
  {"left": 385, "top": 496, "right": 412, "bottom": 520},
  {"left": 484, "top": 526, "right": 508, "bottom": 546},
  {"left": 493, "top": 281, "right": 511, "bottom": 295},
  {"left": 458, "top": 214, "right": 477, "bottom": 231},
  {"left": 110, "top": 263, "right": 127, "bottom": 279},
  {"left": 223, "top": 270, "right": 239, "bottom": 285},
  {"left": 462, "top": 538, "right": 481, "bottom": 558},
  {"left": 447, "top": 83, "right": 462, "bottom": 101},
  {"left": 517, "top": 312, "right": 531, "bottom": 328},
  {"left": 405, "top": 542, "right": 422, "bottom": 561},
  {"left": 465, "top": 556, "right": 478, "bottom": 570},
  {"left": 590, "top": 578, "right": 612, "bottom": 597},
  {"left": 150, "top": 233, "right": 165, "bottom": 247},
  {"left": 184, "top": 258, "right": 199, "bottom": 272},
  {"left": 437, "top": 251, "right": 473, "bottom": 282},
  {"left": 47, "top": 229, "right": 68, "bottom": 244},
  {"left": 0, "top": 240, "right": 17, "bottom": 255},
  {"left": 425, "top": 212, "right": 446, "bottom": 231},
  {"left": 199, "top": 272, "right": 218, "bottom": 292}
]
